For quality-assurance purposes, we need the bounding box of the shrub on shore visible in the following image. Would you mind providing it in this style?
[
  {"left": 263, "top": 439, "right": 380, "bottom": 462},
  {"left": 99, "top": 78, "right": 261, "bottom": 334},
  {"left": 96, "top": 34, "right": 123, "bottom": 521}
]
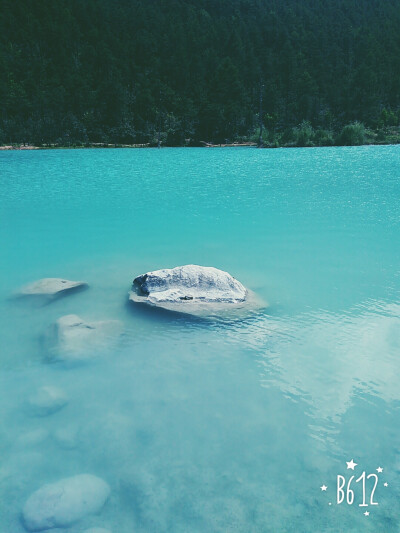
[{"left": 336, "top": 122, "right": 367, "bottom": 146}]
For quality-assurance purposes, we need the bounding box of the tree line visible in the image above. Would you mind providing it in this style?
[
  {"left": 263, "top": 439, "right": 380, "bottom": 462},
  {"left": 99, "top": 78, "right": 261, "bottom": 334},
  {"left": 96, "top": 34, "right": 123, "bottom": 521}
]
[{"left": 1, "top": 0, "right": 400, "bottom": 146}]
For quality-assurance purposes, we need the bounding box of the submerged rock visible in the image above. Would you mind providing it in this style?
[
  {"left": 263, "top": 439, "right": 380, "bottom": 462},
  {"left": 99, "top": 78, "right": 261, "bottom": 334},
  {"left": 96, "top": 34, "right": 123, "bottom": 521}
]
[
  {"left": 16, "top": 278, "right": 88, "bottom": 299},
  {"left": 44, "top": 314, "right": 122, "bottom": 361},
  {"left": 53, "top": 425, "right": 79, "bottom": 450},
  {"left": 27, "top": 386, "right": 68, "bottom": 417},
  {"left": 129, "top": 264, "right": 260, "bottom": 316},
  {"left": 16, "top": 429, "right": 49, "bottom": 447},
  {"left": 22, "top": 474, "right": 110, "bottom": 531}
]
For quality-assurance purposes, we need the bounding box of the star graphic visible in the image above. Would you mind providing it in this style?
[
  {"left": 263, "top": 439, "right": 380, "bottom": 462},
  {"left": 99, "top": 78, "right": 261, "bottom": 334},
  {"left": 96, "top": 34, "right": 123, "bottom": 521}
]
[
  {"left": 384, "top": 482, "right": 388, "bottom": 487},
  {"left": 364, "top": 511, "right": 370, "bottom": 516},
  {"left": 346, "top": 459, "right": 358, "bottom": 470},
  {"left": 376, "top": 467, "right": 383, "bottom": 473},
  {"left": 320, "top": 485, "right": 328, "bottom": 491}
]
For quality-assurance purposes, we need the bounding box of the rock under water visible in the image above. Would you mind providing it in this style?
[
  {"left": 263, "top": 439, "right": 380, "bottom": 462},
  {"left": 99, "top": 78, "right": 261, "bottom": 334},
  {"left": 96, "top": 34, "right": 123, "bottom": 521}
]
[
  {"left": 22, "top": 474, "right": 110, "bottom": 531},
  {"left": 27, "top": 386, "right": 68, "bottom": 417},
  {"left": 16, "top": 278, "right": 88, "bottom": 299},
  {"left": 43, "top": 314, "right": 123, "bottom": 361}
]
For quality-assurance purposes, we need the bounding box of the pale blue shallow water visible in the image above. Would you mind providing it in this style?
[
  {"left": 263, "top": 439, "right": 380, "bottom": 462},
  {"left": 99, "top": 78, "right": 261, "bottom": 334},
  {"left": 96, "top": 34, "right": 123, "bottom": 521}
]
[{"left": 0, "top": 146, "right": 400, "bottom": 532}]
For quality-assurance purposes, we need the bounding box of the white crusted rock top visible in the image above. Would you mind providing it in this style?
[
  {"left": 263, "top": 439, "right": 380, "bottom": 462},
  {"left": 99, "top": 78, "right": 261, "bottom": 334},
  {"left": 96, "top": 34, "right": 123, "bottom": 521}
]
[
  {"left": 17, "top": 278, "right": 88, "bottom": 298},
  {"left": 131, "top": 265, "right": 247, "bottom": 304},
  {"left": 22, "top": 474, "right": 110, "bottom": 531},
  {"left": 44, "top": 314, "right": 122, "bottom": 361},
  {"left": 128, "top": 265, "right": 260, "bottom": 317}
]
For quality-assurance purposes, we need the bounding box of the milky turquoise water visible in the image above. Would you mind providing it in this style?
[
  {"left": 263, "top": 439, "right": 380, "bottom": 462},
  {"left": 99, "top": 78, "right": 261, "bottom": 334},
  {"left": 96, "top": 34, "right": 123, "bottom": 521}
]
[{"left": 0, "top": 146, "right": 399, "bottom": 532}]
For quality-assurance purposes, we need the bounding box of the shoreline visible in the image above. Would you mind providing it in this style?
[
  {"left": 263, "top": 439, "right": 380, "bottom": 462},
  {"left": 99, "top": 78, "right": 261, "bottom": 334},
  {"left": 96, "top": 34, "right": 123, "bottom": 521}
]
[{"left": 1, "top": 141, "right": 400, "bottom": 151}]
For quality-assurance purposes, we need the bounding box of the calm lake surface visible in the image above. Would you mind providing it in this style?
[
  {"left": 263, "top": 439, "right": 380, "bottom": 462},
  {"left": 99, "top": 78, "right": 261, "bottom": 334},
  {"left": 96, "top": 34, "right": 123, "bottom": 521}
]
[{"left": 0, "top": 146, "right": 400, "bottom": 532}]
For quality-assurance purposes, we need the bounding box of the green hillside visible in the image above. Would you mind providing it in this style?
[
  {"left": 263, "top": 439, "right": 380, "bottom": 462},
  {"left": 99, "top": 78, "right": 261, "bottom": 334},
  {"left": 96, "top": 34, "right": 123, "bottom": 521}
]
[{"left": 1, "top": 0, "right": 400, "bottom": 146}]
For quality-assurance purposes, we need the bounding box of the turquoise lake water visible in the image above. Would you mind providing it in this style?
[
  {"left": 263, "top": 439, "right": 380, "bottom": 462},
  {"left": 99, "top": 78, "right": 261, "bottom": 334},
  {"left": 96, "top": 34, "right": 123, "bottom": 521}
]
[{"left": 0, "top": 146, "right": 400, "bottom": 532}]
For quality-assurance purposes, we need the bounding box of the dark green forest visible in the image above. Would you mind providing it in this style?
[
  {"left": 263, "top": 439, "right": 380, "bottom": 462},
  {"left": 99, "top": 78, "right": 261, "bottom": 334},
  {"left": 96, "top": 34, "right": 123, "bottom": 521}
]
[{"left": 1, "top": 0, "right": 400, "bottom": 147}]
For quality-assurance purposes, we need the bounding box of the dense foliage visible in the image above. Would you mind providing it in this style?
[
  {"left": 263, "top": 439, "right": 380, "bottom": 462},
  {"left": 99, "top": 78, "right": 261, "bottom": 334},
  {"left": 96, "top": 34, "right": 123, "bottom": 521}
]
[{"left": 1, "top": 0, "right": 400, "bottom": 146}]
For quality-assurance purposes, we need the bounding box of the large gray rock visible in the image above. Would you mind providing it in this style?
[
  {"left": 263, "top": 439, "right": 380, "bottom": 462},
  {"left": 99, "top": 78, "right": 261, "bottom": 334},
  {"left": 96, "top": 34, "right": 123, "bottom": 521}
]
[
  {"left": 22, "top": 474, "right": 110, "bottom": 531},
  {"left": 27, "top": 386, "right": 68, "bottom": 417},
  {"left": 131, "top": 265, "right": 246, "bottom": 303},
  {"left": 44, "top": 314, "right": 122, "bottom": 361},
  {"left": 17, "top": 278, "right": 87, "bottom": 299},
  {"left": 129, "top": 265, "right": 258, "bottom": 316}
]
